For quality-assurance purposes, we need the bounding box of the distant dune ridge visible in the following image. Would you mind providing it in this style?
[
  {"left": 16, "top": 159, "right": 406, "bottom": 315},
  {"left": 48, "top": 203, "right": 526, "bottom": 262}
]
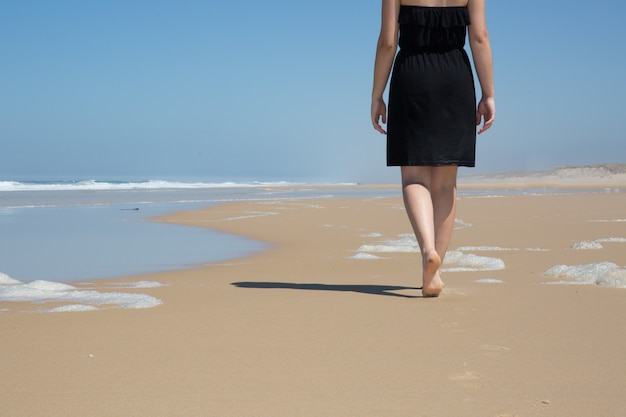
[{"left": 459, "top": 163, "right": 626, "bottom": 189}]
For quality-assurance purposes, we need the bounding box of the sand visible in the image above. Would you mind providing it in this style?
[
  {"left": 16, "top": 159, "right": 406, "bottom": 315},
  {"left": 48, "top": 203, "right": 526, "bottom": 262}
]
[{"left": 2, "top": 186, "right": 626, "bottom": 416}]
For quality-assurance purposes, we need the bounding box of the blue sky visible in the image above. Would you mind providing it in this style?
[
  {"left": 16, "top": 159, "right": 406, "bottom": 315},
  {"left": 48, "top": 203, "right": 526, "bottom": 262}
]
[{"left": 1, "top": 0, "right": 624, "bottom": 183}]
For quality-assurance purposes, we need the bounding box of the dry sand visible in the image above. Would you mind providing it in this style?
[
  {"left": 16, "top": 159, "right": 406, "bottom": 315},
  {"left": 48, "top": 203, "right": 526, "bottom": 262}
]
[{"left": 2, "top": 187, "right": 626, "bottom": 416}]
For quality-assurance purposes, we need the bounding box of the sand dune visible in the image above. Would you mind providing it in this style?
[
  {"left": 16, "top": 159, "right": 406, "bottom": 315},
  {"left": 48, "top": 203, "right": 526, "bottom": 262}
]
[{"left": 460, "top": 163, "right": 626, "bottom": 189}]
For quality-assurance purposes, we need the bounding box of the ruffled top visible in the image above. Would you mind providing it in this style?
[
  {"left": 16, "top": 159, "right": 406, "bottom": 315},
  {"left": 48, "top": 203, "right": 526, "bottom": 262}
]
[{"left": 398, "top": 6, "right": 470, "bottom": 52}]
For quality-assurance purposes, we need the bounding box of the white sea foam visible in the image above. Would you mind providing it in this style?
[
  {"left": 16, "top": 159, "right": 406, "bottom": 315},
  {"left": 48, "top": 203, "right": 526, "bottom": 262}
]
[
  {"left": 352, "top": 234, "right": 416, "bottom": 258},
  {"left": 350, "top": 253, "right": 385, "bottom": 260},
  {"left": 352, "top": 237, "right": 506, "bottom": 271},
  {"left": 359, "top": 232, "right": 382, "bottom": 238},
  {"left": 454, "top": 219, "right": 473, "bottom": 230},
  {"left": 0, "top": 273, "right": 22, "bottom": 285},
  {"left": 463, "top": 195, "right": 506, "bottom": 199},
  {"left": 589, "top": 219, "right": 626, "bottom": 223},
  {"left": 208, "top": 211, "right": 278, "bottom": 222},
  {"left": 443, "top": 251, "right": 505, "bottom": 272},
  {"left": 543, "top": 262, "right": 626, "bottom": 288},
  {"left": 457, "top": 246, "right": 549, "bottom": 252},
  {"left": 572, "top": 237, "right": 626, "bottom": 250},
  {"left": 598, "top": 237, "right": 626, "bottom": 243},
  {"left": 0, "top": 179, "right": 316, "bottom": 192},
  {"left": 106, "top": 281, "right": 167, "bottom": 289},
  {"left": 475, "top": 278, "right": 504, "bottom": 284},
  {"left": 0, "top": 279, "right": 163, "bottom": 311},
  {"left": 38, "top": 305, "right": 99, "bottom": 313},
  {"left": 357, "top": 235, "right": 419, "bottom": 253},
  {"left": 458, "top": 246, "right": 517, "bottom": 251},
  {"left": 572, "top": 241, "right": 604, "bottom": 250}
]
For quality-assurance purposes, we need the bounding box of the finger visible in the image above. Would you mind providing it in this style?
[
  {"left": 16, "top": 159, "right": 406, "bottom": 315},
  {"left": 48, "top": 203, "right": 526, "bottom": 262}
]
[
  {"left": 371, "top": 114, "right": 380, "bottom": 128},
  {"left": 372, "top": 117, "right": 386, "bottom": 134},
  {"left": 484, "top": 112, "right": 495, "bottom": 128},
  {"left": 371, "top": 112, "right": 387, "bottom": 134},
  {"left": 478, "top": 116, "right": 494, "bottom": 134},
  {"left": 371, "top": 116, "right": 382, "bottom": 133}
]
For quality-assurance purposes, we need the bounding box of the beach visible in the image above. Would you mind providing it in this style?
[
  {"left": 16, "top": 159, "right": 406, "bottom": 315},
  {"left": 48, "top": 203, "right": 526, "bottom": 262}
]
[{"left": 1, "top": 174, "right": 626, "bottom": 416}]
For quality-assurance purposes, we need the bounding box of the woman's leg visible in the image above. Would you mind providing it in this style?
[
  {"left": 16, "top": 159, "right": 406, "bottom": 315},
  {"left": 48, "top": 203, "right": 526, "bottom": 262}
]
[
  {"left": 430, "top": 166, "right": 458, "bottom": 263},
  {"left": 401, "top": 166, "right": 458, "bottom": 297}
]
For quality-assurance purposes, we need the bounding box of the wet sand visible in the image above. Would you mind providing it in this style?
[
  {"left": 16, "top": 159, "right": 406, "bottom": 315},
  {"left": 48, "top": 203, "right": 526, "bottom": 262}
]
[{"left": 2, "top": 187, "right": 625, "bottom": 417}]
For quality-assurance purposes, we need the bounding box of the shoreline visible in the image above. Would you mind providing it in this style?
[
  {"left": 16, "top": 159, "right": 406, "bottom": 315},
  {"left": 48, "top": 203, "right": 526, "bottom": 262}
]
[
  {"left": 1, "top": 181, "right": 625, "bottom": 310},
  {"left": 1, "top": 177, "right": 625, "bottom": 304},
  {"left": 2, "top": 184, "right": 626, "bottom": 416}
]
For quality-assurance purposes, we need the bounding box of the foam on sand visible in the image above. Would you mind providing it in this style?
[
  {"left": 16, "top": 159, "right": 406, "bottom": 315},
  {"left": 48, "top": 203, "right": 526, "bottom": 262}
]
[
  {"left": 208, "top": 211, "right": 278, "bottom": 222},
  {"left": 352, "top": 235, "right": 506, "bottom": 272},
  {"left": 475, "top": 278, "right": 504, "bottom": 284},
  {"left": 0, "top": 274, "right": 163, "bottom": 312},
  {"left": 38, "top": 305, "right": 100, "bottom": 313},
  {"left": 454, "top": 219, "right": 472, "bottom": 230},
  {"left": 356, "top": 234, "right": 419, "bottom": 253},
  {"left": 105, "top": 281, "right": 167, "bottom": 289},
  {"left": 457, "top": 246, "right": 549, "bottom": 252},
  {"left": 572, "top": 237, "right": 626, "bottom": 250},
  {"left": 358, "top": 232, "right": 382, "bottom": 238},
  {"left": 571, "top": 241, "right": 604, "bottom": 250},
  {"left": 543, "top": 262, "right": 626, "bottom": 288},
  {"left": 0, "top": 273, "right": 22, "bottom": 285},
  {"left": 589, "top": 219, "right": 626, "bottom": 223},
  {"left": 443, "top": 251, "right": 505, "bottom": 272},
  {"left": 349, "top": 253, "right": 385, "bottom": 260}
]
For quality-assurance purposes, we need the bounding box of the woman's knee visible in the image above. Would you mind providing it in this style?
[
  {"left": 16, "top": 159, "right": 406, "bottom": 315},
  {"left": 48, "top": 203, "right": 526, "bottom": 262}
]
[
  {"left": 431, "top": 166, "right": 458, "bottom": 188},
  {"left": 401, "top": 166, "right": 432, "bottom": 188}
]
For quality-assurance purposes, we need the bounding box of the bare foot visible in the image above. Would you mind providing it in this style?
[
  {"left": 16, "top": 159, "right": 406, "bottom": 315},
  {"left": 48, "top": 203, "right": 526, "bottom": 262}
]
[{"left": 422, "top": 250, "right": 444, "bottom": 297}]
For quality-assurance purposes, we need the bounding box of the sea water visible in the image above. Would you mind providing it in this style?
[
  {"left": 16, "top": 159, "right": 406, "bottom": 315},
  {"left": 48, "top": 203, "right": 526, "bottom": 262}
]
[{"left": 0, "top": 179, "right": 388, "bottom": 283}]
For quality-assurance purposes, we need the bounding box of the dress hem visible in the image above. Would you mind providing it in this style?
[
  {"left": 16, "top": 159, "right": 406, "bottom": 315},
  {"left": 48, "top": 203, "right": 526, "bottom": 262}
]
[{"left": 387, "top": 161, "right": 475, "bottom": 167}]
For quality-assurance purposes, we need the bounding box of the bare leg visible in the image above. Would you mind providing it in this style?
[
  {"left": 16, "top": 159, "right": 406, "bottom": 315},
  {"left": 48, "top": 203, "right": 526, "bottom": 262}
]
[
  {"left": 431, "top": 166, "right": 458, "bottom": 263},
  {"left": 401, "top": 166, "right": 458, "bottom": 297}
]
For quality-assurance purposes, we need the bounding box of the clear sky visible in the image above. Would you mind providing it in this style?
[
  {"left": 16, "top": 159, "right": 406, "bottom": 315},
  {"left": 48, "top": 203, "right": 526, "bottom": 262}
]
[{"left": 1, "top": 1, "right": 625, "bottom": 183}]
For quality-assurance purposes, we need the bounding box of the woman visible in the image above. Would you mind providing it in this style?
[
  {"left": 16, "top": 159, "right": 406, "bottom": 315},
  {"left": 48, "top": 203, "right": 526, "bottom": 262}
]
[{"left": 371, "top": 0, "right": 495, "bottom": 297}]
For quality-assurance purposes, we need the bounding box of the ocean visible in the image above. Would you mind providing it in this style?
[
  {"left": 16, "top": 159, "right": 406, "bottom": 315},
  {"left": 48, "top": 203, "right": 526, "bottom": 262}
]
[{"left": 0, "top": 179, "right": 402, "bottom": 283}]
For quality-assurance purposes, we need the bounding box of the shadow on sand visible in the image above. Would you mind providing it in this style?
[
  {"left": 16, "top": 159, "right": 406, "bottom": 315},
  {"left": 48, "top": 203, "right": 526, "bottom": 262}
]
[{"left": 231, "top": 282, "right": 423, "bottom": 298}]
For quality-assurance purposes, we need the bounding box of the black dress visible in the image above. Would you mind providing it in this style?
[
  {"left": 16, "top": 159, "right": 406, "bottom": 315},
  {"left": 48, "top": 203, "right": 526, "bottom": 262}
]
[{"left": 387, "top": 6, "right": 476, "bottom": 167}]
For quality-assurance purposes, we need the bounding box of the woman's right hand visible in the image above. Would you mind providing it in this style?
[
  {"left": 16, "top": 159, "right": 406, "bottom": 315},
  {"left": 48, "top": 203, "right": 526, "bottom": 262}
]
[
  {"left": 476, "top": 96, "right": 495, "bottom": 134},
  {"left": 371, "top": 98, "right": 388, "bottom": 135}
]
